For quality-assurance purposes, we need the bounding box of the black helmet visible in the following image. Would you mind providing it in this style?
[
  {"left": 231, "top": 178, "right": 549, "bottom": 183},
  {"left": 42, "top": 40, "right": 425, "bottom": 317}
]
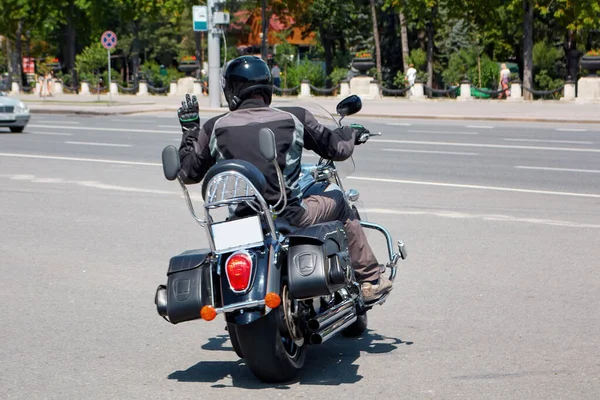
[{"left": 221, "top": 55, "right": 273, "bottom": 111}]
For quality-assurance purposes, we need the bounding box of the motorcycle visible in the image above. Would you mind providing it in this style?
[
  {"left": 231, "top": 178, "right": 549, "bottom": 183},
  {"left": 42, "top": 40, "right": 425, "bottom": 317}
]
[{"left": 155, "top": 95, "right": 407, "bottom": 383}]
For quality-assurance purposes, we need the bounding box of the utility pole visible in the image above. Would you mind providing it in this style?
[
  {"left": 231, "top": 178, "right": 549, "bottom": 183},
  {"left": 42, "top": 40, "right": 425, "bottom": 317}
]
[
  {"left": 261, "top": 0, "right": 268, "bottom": 61},
  {"left": 208, "top": 0, "right": 221, "bottom": 108}
]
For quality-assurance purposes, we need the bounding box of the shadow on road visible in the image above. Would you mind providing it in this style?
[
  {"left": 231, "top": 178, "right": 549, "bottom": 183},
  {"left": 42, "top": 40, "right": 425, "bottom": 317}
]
[{"left": 168, "top": 330, "right": 413, "bottom": 389}]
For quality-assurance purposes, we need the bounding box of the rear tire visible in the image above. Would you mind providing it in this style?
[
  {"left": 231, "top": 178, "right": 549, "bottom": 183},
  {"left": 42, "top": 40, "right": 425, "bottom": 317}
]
[
  {"left": 10, "top": 126, "right": 24, "bottom": 133},
  {"left": 342, "top": 311, "right": 368, "bottom": 337},
  {"left": 226, "top": 322, "right": 244, "bottom": 359},
  {"left": 346, "top": 206, "right": 369, "bottom": 337},
  {"left": 236, "top": 308, "right": 306, "bottom": 383}
]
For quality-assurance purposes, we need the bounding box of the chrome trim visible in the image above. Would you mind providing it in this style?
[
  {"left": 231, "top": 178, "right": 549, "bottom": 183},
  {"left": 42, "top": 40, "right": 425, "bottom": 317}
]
[
  {"left": 202, "top": 171, "right": 278, "bottom": 241},
  {"left": 310, "top": 311, "right": 357, "bottom": 345},
  {"left": 215, "top": 299, "right": 266, "bottom": 314},
  {"left": 307, "top": 298, "right": 355, "bottom": 332},
  {"left": 177, "top": 176, "right": 207, "bottom": 227},
  {"left": 271, "top": 159, "right": 288, "bottom": 214},
  {"left": 359, "top": 221, "right": 396, "bottom": 262},
  {"left": 224, "top": 251, "right": 254, "bottom": 294},
  {"left": 345, "top": 188, "right": 360, "bottom": 202}
]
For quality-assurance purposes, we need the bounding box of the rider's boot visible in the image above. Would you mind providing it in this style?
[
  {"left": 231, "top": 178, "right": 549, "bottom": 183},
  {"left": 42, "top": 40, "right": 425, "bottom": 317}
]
[{"left": 361, "top": 270, "right": 393, "bottom": 302}]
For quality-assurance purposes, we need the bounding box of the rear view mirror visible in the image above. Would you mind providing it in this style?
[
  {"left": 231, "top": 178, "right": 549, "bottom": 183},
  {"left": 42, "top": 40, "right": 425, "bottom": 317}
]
[
  {"left": 162, "top": 145, "right": 181, "bottom": 181},
  {"left": 259, "top": 128, "right": 277, "bottom": 163},
  {"left": 336, "top": 95, "right": 362, "bottom": 118}
]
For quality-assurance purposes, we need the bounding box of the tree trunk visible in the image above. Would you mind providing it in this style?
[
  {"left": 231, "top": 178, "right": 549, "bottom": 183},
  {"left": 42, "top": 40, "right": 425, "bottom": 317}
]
[
  {"left": 320, "top": 27, "right": 333, "bottom": 78},
  {"left": 132, "top": 20, "right": 141, "bottom": 80},
  {"left": 6, "top": 37, "right": 13, "bottom": 77},
  {"left": 339, "top": 37, "right": 347, "bottom": 58},
  {"left": 399, "top": 10, "right": 409, "bottom": 73},
  {"left": 426, "top": 18, "right": 435, "bottom": 88},
  {"left": 14, "top": 18, "right": 24, "bottom": 85},
  {"left": 522, "top": 0, "right": 533, "bottom": 100},
  {"left": 370, "top": 0, "right": 382, "bottom": 80},
  {"left": 66, "top": 0, "right": 77, "bottom": 89}
]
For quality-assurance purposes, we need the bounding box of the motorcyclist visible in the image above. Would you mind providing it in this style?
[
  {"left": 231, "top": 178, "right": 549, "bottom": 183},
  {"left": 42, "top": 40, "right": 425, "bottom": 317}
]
[{"left": 177, "top": 55, "right": 392, "bottom": 302}]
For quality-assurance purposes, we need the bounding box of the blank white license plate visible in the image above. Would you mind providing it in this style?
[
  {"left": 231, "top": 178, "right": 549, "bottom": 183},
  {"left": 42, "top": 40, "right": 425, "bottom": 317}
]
[
  {"left": 210, "top": 216, "right": 264, "bottom": 254},
  {"left": 0, "top": 114, "right": 15, "bottom": 121}
]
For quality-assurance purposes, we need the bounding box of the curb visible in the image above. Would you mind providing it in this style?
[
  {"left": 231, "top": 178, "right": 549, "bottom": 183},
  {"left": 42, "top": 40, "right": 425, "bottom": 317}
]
[
  {"left": 29, "top": 106, "right": 227, "bottom": 116},
  {"left": 356, "top": 113, "right": 600, "bottom": 124}
]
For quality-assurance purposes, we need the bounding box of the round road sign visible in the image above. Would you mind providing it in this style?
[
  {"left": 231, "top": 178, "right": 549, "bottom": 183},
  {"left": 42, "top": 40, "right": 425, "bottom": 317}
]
[{"left": 101, "top": 31, "right": 117, "bottom": 50}]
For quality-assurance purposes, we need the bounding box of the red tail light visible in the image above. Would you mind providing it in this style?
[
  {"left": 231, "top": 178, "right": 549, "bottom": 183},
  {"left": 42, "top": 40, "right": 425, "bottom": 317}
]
[{"left": 225, "top": 252, "right": 253, "bottom": 292}]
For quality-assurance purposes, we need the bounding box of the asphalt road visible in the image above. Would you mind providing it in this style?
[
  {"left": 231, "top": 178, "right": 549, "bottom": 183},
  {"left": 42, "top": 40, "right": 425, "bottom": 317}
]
[{"left": 1, "top": 111, "right": 599, "bottom": 399}]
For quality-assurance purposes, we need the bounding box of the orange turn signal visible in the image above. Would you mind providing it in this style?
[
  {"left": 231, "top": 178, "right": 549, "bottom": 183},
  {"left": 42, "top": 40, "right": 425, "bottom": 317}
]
[
  {"left": 200, "top": 305, "right": 217, "bottom": 321},
  {"left": 264, "top": 292, "right": 281, "bottom": 309}
]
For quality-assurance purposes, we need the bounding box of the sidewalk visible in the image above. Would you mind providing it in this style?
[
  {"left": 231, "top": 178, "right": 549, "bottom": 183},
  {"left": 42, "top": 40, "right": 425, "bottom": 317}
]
[{"left": 13, "top": 93, "right": 600, "bottom": 123}]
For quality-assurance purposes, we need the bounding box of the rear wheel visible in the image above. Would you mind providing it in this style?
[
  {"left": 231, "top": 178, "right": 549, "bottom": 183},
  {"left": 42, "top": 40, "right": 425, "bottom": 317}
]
[
  {"left": 342, "top": 311, "right": 368, "bottom": 337},
  {"left": 226, "top": 322, "right": 244, "bottom": 359},
  {"left": 10, "top": 126, "right": 24, "bottom": 133},
  {"left": 346, "top": 204, "right": 369, "bottom": 337},
  {"left": 236, "top": 287, "right": 306, "bottom": 383}
]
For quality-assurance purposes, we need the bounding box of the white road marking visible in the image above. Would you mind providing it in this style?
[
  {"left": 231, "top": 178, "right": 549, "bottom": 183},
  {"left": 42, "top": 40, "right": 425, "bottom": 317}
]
[
  {"left": 504, "top": 138, "right": 593, "bottom": 145},
  {"left": 0, "top": 153, "right": 161, "bottom": 166},
  {"left": 30, "top": 131, "right": 74, "bottom": 136},
  {"left": 382, "top": 149, "right": 478, "bottom": 156},
  {"left": 158, "top": 125, "right": 180, "bottom": 129},
  {"left": 556, "top": 128, "right": 587, "bottom": 132},
  {"left": 348, "top": 176, "right": 600, "bottom": 199},
  {"left": 28, "top": 124, "right": 173, "bottom": 134},
  {"left": 37, "top": 120, "right": 80, "bottom": 125},
  {"left": 0, "top": 174, "right": 202, "bottom": 199},
  {"left": 370, "top": 139, "right": 600, "bottom": 153},
  {"left": 65, "top": 141, "right": 132, "bottom": 148},
  {"left": 365, "top": 208, "right": 600, "bottom": 229},
  {"left": 111, "top": 119, "right": 150, "bottom": 123},
  {"left": 407, "top": 129, "right": 479, "bottom": 135},
  {"left": 466, "top": 125, "right": 494, "bottom": 129},
  {"left": 515, "top": 166, "right": 600, "bottom": 174},
  {"left": 386, "top": 122, "right": 412, "bottom": 126}
]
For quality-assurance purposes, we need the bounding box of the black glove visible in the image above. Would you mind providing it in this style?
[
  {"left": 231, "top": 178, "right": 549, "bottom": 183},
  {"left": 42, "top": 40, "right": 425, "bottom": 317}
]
[
  {"left": 178, "top": 94, "right": 200, "bottom": 132},
  {"left": 349, "top": 123, "right": 371, "bottom": 145}
]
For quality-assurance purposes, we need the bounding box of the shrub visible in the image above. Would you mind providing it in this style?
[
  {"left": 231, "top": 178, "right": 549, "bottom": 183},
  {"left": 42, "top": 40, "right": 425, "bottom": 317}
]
[
  {"left": 284, "top": 59, "right": 326, "bottom": 88},
  {"left": 329, "top": 67, "right": 349, "bottom": 86}
]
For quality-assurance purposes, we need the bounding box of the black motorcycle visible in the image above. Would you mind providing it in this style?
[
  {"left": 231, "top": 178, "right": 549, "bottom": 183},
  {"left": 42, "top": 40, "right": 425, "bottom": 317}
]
[{"left": 155, "top": 95, "right": 407, "bottom": 383}]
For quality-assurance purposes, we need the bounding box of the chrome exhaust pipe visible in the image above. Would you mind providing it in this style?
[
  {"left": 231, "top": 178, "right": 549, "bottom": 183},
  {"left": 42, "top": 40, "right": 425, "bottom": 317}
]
[
  {"left": 307, "top": 298, "right": 354, "bottom": 332},
  {"left": 310, "top": 311, "right": 357, "bottom": 345}
]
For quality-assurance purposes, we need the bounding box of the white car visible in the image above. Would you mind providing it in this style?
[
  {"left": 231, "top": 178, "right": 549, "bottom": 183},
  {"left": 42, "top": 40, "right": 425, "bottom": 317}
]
[{"left": 0, "top": 92, "right": 30, "bottom": 133}]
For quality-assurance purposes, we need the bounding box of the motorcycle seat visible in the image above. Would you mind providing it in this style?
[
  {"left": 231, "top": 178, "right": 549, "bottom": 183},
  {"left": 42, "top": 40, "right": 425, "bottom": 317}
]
[{"left": 201, "top": 159, "right": 267, "bottom": 201}]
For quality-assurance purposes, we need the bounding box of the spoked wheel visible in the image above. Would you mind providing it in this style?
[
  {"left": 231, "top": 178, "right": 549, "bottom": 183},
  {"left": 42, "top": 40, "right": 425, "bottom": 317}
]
[{"left": 236, "top": 285, "right": 306, "bottom": 383}]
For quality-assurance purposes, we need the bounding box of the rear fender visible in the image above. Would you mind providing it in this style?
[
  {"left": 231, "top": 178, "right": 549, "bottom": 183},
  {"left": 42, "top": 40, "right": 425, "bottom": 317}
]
[{"left": 221, "top": 238, "right": 282, "bottom": 325}]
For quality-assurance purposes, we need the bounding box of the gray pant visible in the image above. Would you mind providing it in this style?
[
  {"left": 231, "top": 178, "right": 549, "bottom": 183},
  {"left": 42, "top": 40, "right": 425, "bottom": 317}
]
[{"left": 297, "top": 189, "right": 380, "bottom": 283}]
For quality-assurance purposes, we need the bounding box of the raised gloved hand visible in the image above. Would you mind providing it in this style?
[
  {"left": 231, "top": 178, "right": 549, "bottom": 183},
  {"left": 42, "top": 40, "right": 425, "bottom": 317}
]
[
  {"left": 178, "top": 94, "right": 200, "bottom": 132},
  {"left": 349, "top": 123, "right": 371, "bottom": 145}
]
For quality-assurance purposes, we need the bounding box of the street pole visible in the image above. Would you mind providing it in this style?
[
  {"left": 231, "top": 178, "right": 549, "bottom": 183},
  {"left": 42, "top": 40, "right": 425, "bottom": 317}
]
[
  {"left": 261, "top": 0, "right": 268, "bottom": 61},
  {"left": 108, "top": 49, "right": 112, "bottom": 105},
  {"left": 207, "top": 0, "right": 221, "bottom": 108}
]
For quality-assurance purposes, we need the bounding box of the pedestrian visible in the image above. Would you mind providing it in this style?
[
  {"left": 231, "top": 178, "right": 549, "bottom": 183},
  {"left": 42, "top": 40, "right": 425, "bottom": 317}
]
[
  {"left": 46, "top": 71, "right": 54, "bottom": 97},
  {"left": 405, "top": 63, "right": 417, "bottom": 96},
  {"left": 498, "top": 63, "right": 511, "bottom": 99},
  {"left": 37, "top": 73, "right": 45, "bottom": 97},
  {"left": 271, "top": 63, "right": 281, "bottom": 89}
]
